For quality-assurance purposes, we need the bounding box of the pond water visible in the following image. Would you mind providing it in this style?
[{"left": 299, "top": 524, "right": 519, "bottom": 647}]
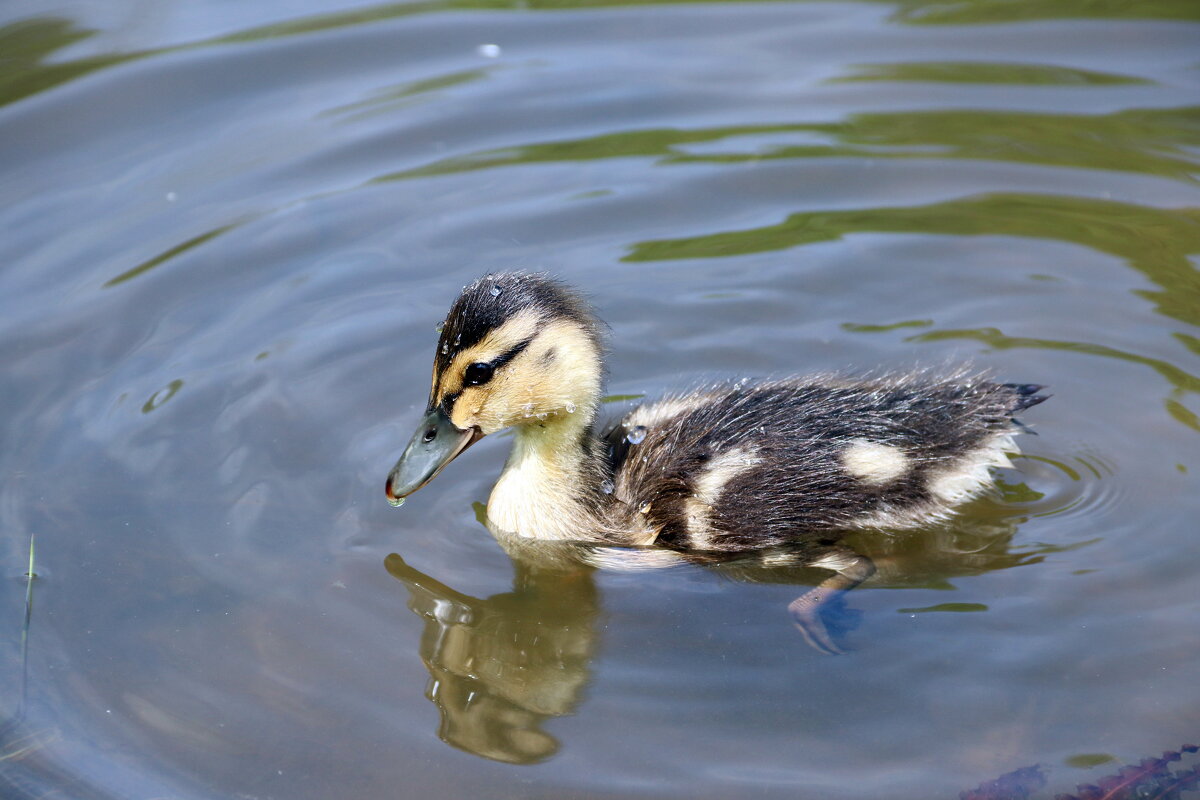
[{"left": 2, "top": 1, "right": 1199, "bottom": 798}]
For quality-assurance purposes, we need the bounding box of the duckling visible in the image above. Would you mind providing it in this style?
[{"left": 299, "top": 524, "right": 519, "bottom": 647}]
[{"left": 385, "top": 272, "right": 1046, "bottom": 652}]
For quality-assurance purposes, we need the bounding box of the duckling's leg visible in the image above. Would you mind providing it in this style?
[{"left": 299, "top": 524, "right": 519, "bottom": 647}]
[{"left": 788, "top": 549, "right": 876, "bottom": 655}]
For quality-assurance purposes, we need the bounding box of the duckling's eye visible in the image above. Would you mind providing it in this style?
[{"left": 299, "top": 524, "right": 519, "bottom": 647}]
[{"left": 464, "top": 362, "right": 495, "bottom": 386}]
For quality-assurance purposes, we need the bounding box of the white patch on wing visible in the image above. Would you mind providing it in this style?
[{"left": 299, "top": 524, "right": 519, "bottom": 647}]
[
  {"left": 929, "top": 433, "right": 1017, "bottom": 504},
  {"left": 842, "top": 440, "right": 908, "bottom": 485},
  {"left": 847, "top": 432, "right": 1020, "bottom": 530},
  {"left": 684, "top": 445, "right": 762, "bottom": 549}
]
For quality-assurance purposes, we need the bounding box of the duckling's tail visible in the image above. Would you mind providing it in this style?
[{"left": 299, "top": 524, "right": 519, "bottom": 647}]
[{"left": 1003, "top": 383, "right": 1050, "bottom": 412}]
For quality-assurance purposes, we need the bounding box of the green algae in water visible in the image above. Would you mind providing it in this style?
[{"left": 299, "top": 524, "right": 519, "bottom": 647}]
[
  {"left": 141, "top": 379, "right": 183, "bottom": 413},
  {"left": 841, "top": 319, "right": 934, "bottom": 333},
  {"left": 1065, "top": 753, "right": 1117, "bottom": 769},
  {"left": 995, "top": 477, "right": 1046, "bottom": 503},
  {"left": 897, "top": 602, "right": 989, "bottom": 613}
]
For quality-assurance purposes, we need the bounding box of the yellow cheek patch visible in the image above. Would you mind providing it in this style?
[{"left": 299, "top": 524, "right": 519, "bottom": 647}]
[
  {"left": 431, "top": 310, "right": 541, "bottom": 408},
  {"left": 473, "top": 320, "right": 602, "bottom": 430},
  {"left": 427, "top": 311, "right": 601, "bottom": 435}
]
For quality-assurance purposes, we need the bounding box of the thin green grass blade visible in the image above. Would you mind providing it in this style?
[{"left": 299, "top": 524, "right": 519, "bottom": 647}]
[{"left": 19, "top": 534, "right": 35, "bottom": 721}]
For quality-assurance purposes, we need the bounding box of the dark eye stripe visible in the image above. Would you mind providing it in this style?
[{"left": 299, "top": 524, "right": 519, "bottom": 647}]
[
  {"left": 489, "top": 335, "right": 534, "bottom": 372},
  {"left": 434, "top": 335, "right": 535, "bottom": 414}
]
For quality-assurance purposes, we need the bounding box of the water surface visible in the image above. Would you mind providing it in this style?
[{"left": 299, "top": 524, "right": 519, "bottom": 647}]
[{"left": 2, "top": 1, "right": 1199, "bottom": 798}]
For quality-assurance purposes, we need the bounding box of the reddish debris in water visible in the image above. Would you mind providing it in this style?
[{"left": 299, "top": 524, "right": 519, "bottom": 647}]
[
  {"left": 962, "top": 744, "right": 1200, "bottom": 800},
  {"left": 1056, "top": 745, "right": 1200, "bottom": 800},
  {"left": 960, "top": 765, "right": 1047, "bottom": 800}
]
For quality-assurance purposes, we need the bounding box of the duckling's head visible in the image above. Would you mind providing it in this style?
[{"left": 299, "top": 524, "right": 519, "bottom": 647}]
[{"left": 386, "top": 272, "right": 604, "bottom": 503}]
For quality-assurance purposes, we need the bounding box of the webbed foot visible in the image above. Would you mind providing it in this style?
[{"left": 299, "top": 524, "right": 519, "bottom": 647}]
[{"left": 787, "top": 549, "right": 876, "bottom": 655}]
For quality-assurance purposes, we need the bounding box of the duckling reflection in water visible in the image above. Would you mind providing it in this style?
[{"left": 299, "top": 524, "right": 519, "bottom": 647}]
[
  {"left": 385, "top": 552, "right": 598, "bottom": 764},
  {"left": 386, "top": 513, "right": 1049, "bottom": 762},
  {"left": 386, "top": 273, "right": 1046, "bottom": 652}
]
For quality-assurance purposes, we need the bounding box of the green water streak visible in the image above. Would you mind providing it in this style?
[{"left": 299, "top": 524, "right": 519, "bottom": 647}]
[
  {"left": 320, "top": 68, "right": 492, "bottom": 122},
  {"left": 829, "top": 61, "right": 1153, "bottom": 86},
  {"left": 3, "top": 0, "right": 1196, "bottom": 108},
  {"left": 374, "top": 107, "right": 1200, "bottom": 185},
  {"left": 627, "top": 193, "right": 1200, "bottom": 328},
  {"left": 897, "top": 602, "right": 988, "bottom": 613}
]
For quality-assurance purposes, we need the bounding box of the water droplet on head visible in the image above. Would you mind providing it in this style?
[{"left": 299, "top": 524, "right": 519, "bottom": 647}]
[
  {"left": 600, "top": 479, "right": 614, "bottom": 495},
  {"left": 441, "top": 343, "right": 449, "bottom": 354},
  {"left": 388, "top": 496, "right": 406, "bottom": 508},
  {"left": 489, "top": 285, "right": 502, "bottom": 297},
  {"left": 565, "top": 401, "right": 576, "bottom": 413},
  {"left": 625, "top": 425, "right": 647, "bottom": 445},
  {"left": 435, "top": 320, "right": 445, "bottom": 333}
]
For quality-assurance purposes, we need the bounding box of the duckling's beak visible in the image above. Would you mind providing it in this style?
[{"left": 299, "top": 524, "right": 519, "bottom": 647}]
[{"left": 386, "top": 408, "right": 484, "bottom": 504}]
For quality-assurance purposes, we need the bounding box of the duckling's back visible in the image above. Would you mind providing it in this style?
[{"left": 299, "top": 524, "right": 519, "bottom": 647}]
[{"left": 607, "top": 373, "right": 1046, "bottom": 552}]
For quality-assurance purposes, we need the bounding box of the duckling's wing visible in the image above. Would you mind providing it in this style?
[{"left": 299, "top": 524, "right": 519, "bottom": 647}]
[{"left": 613, "top": 375, "right": 1044, "bottom": 551}]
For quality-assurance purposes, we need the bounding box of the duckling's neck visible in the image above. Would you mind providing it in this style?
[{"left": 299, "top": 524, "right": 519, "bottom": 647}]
[{"left": 487, "top": 407, "right": 605, "bottom": 541}]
